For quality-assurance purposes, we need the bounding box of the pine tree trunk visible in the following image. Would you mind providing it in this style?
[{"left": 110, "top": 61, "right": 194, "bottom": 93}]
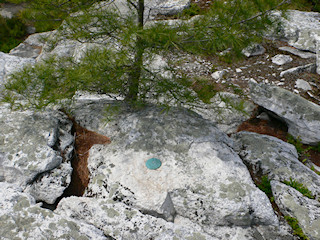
[{"left": 125, "top": 0, "right": 144, "bottom": 102}]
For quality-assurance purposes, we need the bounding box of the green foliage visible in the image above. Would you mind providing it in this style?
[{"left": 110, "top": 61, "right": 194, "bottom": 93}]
[
  {"left": 287, "top": 135, "right": 312, "bottom": 158},
  {"left": 2, "top": 0, "right": 291, "bottom": 109},
  {"left": 284, "top": 216, "right": 309, "bottom": 240},
  {"left": 257, "top": 175, "right": 274, "bottom": 201},
  {"left": 180, "top": 2, "right": 202, "bottom": 18},
  {"left": 311, "top": 142, "right": 320, "bottom": 153},
  {"left": 0, "top": 15, "right": 27, "bottom": 52},
  {"left": 283, "top": 178, "right": 315, "bottom": 199},
  {"left": 290, "top": 0, "right": 320, "bottom": 12}
]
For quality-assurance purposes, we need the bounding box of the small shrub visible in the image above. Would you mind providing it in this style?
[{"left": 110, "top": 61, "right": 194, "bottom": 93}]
[
  {"left": 287, "top": 135, "right": 311, "bottom": 158},
  {"left": 258, "top": 175, "right": 274, "bottom": 201},
  {"left": 181, "top": 3, "right": 202, "bottom": 18},
  {"left": 283, "top": 178, "right": 314, "bottom": 199},
  {"left": 284, "top": 216, "right": 309, "bottom": 240}
]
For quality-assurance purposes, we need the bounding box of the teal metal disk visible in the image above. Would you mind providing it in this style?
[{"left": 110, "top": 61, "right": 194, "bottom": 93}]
[{"left": 146, "top": 158, "right": 162, "bottom": 170}]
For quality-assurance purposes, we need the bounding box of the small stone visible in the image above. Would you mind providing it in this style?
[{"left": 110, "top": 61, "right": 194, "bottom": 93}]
[
  {"left": 236, "top": 68, "right": 242, "bottom": 73},
  {"left": 271, "top": 54, "right": 293, "bottom": 65},
  {"left": 146, "top": 158, "right": 162, "bottom": 170},
  {"left": 295, "top": 79, "right": 312, "bottom": 91},
  {"left": 242, "top": 44, "right": 265, "bottom": 57},
  {"left": 211, "top": 69, "right": 227, "bottom": 80}
]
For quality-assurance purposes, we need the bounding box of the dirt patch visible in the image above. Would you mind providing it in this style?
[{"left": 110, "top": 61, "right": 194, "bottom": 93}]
[{"left": 64, "top": 120, "right": 111, "bottom": 197}]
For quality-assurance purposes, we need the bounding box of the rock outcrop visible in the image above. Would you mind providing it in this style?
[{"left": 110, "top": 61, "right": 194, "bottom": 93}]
[
  {"left": 271, "top": 180, "right": 320, "bottom": 240},
  {"left": 0, "top": 182, "right": 107, "bottom": 240},
  {"left": 0, "top": 105, "right": 74, "bottom": 204},
  {"left": 271, "top": 10, "right": 320, "bottom": 53},
  {"left": 233, "top": 131, "right": 320, "bottom": 199},
  {"left": 249, "top": 81, "right": 320, "bottom": 145}
]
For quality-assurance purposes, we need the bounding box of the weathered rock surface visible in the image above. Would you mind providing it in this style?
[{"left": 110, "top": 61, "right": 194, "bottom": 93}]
[
  {"left": 0, "top": 104, "right": 74, "bottom": 203},
  {"left": 249, "top": 81, "right": 320, "bottom": 145},
  {"left": 278, "top": 46, "right": 316, "bottom": 59},
  {"left": 9, "top": 32, "right": 50, "bottom": 59},
  {"left": 57, "top": 196, "right": 214, "bottom": 239},
  {"left": 271, "top": 10, "right": 320, "bottom": 52},
  {"left": 271, "top": 180, "right": 320, "bottom": 240},
  {"left": 280, "top": 63, "right": 317, "bottom": 77},
  {"left": 271, "top": 54, "right": 292, "bottom": 65},
  {"left": 0, "top": 52, "right": 35, "bottom": 84},
  {"left": 69, "top": 101, "right": 279, "bottom": 237},
  {"left": 242, "top": 44, "right": 266, "bottom": 57},
  {"left": 295, "top": 79, "right": 312, "bottom": 91},
  {"left": 233, "top": 131, "right": 320, "bottom": 199},
  {"left": 0, "top": 182, "right": 107, "bottom": 240},
  {"left": 193, "top": 92, "right": 255, "bottom": 134}
]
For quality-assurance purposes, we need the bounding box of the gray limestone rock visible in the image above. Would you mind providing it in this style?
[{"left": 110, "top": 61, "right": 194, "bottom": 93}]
[
  {"left": 280, "top": 63, "right": 317, "bottom": 77},
  {"left": 295, "top": 79, "right": 312, "bottom": 91},
  {"left": 271, "top": 54, "right": 293, "bottom": 65},
  {"left": 278, "top": 46, "right": 316, "bottom": 59},
  {"left": 56, "top": 196, "right": 214, "bottom": 240},
  {"left": 271, "top": 180, "right": 320, "bottom": 240},
  {"left": 9, "top": 32, "right": 50, "bottom": 59},
  {"left": 0, "top": 182, "right": 107, "bottom": 240},
  {"left": 193, "top": 92, "right": 256, "bottom": 134},
  {"left": 242, "top": 44, "right": 266, "bottom": 57},
  {"left": 0, "top": 52, "right": 35, "bottom": 85},
  {"left": 0, "top": 105, "right": 74, "bottom": 203},
  {"left": 249, "top": 81, "right": 320, "bottom": 145},
  {"left": 24, "top": 162, "right": 73, "bottom": 204},
  {"left": 270, "top": 10, "right": 320, "bottom": 52},
  {"left": 233, "top": 131, "right": 320, "bottom": 199},
  {"left": 72, "top": 102, "right": 278, "bottom": 233}
]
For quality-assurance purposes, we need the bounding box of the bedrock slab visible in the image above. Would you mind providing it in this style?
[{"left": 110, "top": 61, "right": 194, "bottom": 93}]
[
  {"left": 0, "top": 105, "right": 74, "bottom": 203},
  {"left": 233, "top": 131, "right": 320, "bottom": 200},
  {"left": 271, "top": 180, "right": 320, "bottom": 240},
  {"left": 0, "top": 182, "right": 107, "bottom": 240},
  {"left": 249, "top": 81, "right": 320, "bottom": 145},
  {"left": 72, "top": 102, "right": 278, "bottom": 234}
]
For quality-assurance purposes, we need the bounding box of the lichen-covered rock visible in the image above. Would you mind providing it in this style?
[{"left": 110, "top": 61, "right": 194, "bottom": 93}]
[
  {"left": 9, "top": 32, "right": 50, "bottom": 59},
  {"left": 242, "top": 44, "right": 266, "bottom": 57},
  {"left": 56, "top": 196, "right": 214, "bottom": 240},
  {"left": 0, "top": 182, "right": 107, "bottom": 240},
  {"left": 0, "top": 105, "right": 74, "bottom": 203},
  {"left": 271, "top": 180, "right": 320, "bottom": 240},
  {"left": 271, "top": 54, "right": 292, "bottom": 65},
  {"left": 193, "top": 92, "right": 255, "bottom": 134},
  {"left": 24, "top": 162, "right": 72, "bottom": 204},
  {"left": 70, "top": 101, "right": 278, "bottom": 235},
  {"left": 270, "top": 10, "right": 320, "bottom": 52},
  {"left": 249, "top": 81, "right": 320, "bottom": 145},
  {"left": 233, "top": 131, "right": 320, "bottom": 199},
  {"left": 0, "top": 52, "right": 35, "bottom": 84}
]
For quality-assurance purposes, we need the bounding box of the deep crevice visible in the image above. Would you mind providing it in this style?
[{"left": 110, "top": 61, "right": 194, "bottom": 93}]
[{"left": 40, "top": 114, "right": 111, "bottom": 210}]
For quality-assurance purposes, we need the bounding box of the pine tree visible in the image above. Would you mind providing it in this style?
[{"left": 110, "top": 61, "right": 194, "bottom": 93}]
[{"left": 3, "top": 0, "right": 290, "bottom": 109}]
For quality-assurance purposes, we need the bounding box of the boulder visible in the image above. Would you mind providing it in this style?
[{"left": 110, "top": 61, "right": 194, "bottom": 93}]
[
  {"left": 249, "top": 81, "right": 320, "bottom": 145},
  {"left": 0, "top": 105, "right": 74, "bottom": 203},
  {"left": 280, "top": 63, "right": 316, "bottom": 77},
  {"left": 70, "top": 101, "right": 279, "bottom": 236},
  {"left": 242, "top": 44, "right": 266, "bottom": 57},
  {"left": 233, "top": 131, "right": 320, "bottom": 199},
  {"left": 0, "top": 182, "right": 107, "bottom": 240},
  {"left": 278, "top": 46, "right": 316, "bottom": 59},
  {"left": 56, "top": 196, "right": 214, "bottom": 239},
  {"left": 9, "top": 32, "right": 50, "bottom": 59},
  {"left": 271, "top": 54, "right": 292, "bottom": 65},
  {"left": 295, "top": 79, "right": 312, "bottom": 91},
  {"left": 270, "top": 10, "right": 320, "bottom": 52},
  {"left": 271, "top": 180, "right": 320, "bottom": 240},
  {"left": 0, "top": 52, "right": 35, "bottom": 85},
  {"left": 193, "top": 92, "right": 256, "bottom": 134}
]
